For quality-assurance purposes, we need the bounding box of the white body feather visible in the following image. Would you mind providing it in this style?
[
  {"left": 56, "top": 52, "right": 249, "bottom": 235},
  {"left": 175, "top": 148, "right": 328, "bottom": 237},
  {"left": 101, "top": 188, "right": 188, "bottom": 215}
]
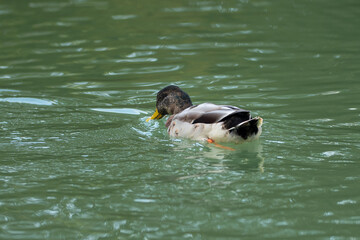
[{"left": 167, "top": 103, "right": 262, "bottom": 143}]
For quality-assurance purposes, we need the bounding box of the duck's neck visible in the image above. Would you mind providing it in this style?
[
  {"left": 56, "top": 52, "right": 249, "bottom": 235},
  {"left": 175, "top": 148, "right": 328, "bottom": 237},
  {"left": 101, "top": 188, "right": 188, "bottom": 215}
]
[{"left": 172, "top": 102, "right": 192, "bottom": 115}]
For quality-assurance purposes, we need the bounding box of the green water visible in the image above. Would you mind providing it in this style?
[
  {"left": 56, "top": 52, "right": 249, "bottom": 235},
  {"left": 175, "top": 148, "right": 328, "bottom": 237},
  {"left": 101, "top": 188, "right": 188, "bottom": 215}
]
[{"left": 1, "top": 0, "right": 360, "bottom": 239}]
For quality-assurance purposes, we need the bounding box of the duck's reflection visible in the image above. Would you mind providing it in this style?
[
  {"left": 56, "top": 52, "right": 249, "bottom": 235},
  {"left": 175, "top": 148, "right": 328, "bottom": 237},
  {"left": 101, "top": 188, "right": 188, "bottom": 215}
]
[{"left": 170, "top": 139, "right": 264, "bottom": 179}]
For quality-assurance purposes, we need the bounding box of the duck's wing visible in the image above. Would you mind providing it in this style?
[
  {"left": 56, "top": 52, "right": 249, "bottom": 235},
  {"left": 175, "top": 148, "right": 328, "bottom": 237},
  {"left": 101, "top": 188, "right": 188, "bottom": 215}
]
[{"left": 173, "top": 103, "right": 251, "bottom": 128}]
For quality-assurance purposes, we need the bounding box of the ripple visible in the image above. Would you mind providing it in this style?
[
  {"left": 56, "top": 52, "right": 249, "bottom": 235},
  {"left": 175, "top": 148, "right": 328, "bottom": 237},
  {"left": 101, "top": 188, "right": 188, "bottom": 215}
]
[
  {"left": 322, "top": 151, "right": 344, "bottom": 157},
  {"left": 337, "top": 199, "right": 357, "bottom": 205},
  {"left": 245, "top": 57, "right": 259, "bottom": 62},
  {"left": 33, "top": 47, "right": 85, "bottom": 54},
  {"left": 0, "top": 89, "right": 20, "bottom": 93},
  {"left": 83, "top": 91, "right": 119, "bottom": 97},
  {"left": 79, "top": 57, "right": 157, "bottom": 64},
  {"left": 331, "top": 122, "right": 360, "bottom": 127},
  {"left": 105, "top": 65, "right": 183, "bottom": 76},
  {"left": 321, "top": 91, "right": 340, "bottom": 95},
  {"left": 135, "top": 42, "right": 277, "bottom": 51},
  {"left": 91, "top": 108, "right": 147, "bottom": 115},
  {"left": 163, "top": 5, "right": 234, "bottom": 13},
  {"left": 134, "top": 198, "right": 156, "bottom": 203},
  {"left": 0, "top": 72, "right": 77, "bottom": 80},
  {"left": 211, "top": 23, "right": 247, "bottom": 29},
  {"left": 94, "top": 47, "right": 111, "bottom": 52},
  {"left": 186, "top": 30, "right": 253, "bottom": 38},
  {"left": 29, "top": 2, "right": 69, "bottom": 9},
  {"left": 194, "top": 74, "right": 242, "bottom": 81},
  {"left": 173, "top": 22, "right": 200, "bottom": 27},
  {"left": 126, "top": 51, "right": 155, "bottom": 58},
  {"left": 115, "top": 58, "right": 157, "bottom": 63},
  {"left": 135, "top": 42, "right": 244, "bottom": 50},
  {"left": 248, "top": 48, "right": 276, "bottom": 54},
  {"left": 216, "top": 63, "right": 239, "bottom": 67},
  {"left": 319, "top": 217, "right": 360, "bottom": 225},
  {"left": 0, "top": 97, "right": 56, "bottom": 106},
  {"left": 17, "top": 31, "right": 54, "bottom": 38},
  {"left": 112, "top": 14, "right": 137, "bottom": 20},
  {"left": 52, "top": 40, "right": 88, "bottom": 47}
]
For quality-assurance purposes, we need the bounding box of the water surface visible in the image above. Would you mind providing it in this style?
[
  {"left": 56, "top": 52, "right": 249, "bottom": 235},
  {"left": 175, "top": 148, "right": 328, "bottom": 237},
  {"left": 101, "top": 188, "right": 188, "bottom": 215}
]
[{"left": 1, "top": 0, "right": 360, "bottom": 239}]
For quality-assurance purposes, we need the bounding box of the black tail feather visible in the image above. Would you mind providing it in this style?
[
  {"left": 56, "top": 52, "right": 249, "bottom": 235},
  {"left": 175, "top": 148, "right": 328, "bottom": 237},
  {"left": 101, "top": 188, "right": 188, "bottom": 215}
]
[
  {"left": 230, "top": 118, "right": 259, "bottom": 140},
  {"left": 221, "top": 111, "right": 250, "bottom": 129}
]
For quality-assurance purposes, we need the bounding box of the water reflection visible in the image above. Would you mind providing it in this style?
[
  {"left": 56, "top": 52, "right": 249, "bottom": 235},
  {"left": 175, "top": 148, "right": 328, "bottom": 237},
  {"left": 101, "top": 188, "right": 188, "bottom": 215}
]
[{"left": 168, "top": 139, "right": 265, "bottom": 177}]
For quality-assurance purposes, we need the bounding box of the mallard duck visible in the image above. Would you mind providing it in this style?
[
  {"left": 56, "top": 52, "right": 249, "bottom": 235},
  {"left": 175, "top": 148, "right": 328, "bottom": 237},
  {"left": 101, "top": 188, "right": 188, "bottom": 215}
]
[{"left": 146, "top": 85, "right": 262, "bottom": 143}]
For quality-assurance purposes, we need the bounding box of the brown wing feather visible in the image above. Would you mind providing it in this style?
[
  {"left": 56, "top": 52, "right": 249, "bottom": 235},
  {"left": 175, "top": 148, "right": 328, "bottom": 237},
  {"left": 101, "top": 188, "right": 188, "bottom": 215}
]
[{"left": 173, "top": 103, "right": 250, "bottom": 126}]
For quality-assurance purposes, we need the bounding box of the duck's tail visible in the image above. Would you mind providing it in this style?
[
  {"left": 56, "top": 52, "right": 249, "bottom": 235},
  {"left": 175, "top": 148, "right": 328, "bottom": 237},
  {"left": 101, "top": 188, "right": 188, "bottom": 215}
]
[{"left": 230, "top": 117, "right": 263, "bottom": 141}]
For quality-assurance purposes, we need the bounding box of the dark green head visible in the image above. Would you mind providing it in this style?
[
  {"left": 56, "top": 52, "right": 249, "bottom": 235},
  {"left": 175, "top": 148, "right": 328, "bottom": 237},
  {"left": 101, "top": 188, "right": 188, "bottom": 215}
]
[{"left": 146, "top": 85, "right": 192, "bottom": 121}]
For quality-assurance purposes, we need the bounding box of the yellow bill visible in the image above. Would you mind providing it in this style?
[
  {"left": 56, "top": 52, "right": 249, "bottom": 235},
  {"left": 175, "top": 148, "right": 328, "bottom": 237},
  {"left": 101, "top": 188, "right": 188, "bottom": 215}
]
[{"left": 146, "top": 108, "right": 163, "bottom": 122}]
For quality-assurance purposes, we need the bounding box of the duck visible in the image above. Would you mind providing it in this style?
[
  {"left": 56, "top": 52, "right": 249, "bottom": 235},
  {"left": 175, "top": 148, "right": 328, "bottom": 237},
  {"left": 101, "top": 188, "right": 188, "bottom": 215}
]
[{"left": 146, "top": 85, "right": 262, "bottom": 143}]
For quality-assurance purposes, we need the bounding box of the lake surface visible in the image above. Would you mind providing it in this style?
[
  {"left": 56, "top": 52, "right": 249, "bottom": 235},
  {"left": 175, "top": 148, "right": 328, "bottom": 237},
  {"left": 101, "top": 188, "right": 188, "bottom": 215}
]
[{"left": 1, "top": 0, "right": 359, "bottom": 239}]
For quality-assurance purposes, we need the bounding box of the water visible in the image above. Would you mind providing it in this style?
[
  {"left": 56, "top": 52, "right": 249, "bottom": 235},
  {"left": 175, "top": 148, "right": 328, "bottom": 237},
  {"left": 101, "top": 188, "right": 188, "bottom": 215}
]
[{"left": 1, "top": 0, "right": 360, "bottom": 239}]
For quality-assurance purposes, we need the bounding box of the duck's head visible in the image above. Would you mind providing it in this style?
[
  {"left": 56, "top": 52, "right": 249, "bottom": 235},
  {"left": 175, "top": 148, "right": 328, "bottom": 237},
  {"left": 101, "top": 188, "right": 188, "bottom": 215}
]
[{"left": 146, "top": 85, "right": 192, "bottom": 122}]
